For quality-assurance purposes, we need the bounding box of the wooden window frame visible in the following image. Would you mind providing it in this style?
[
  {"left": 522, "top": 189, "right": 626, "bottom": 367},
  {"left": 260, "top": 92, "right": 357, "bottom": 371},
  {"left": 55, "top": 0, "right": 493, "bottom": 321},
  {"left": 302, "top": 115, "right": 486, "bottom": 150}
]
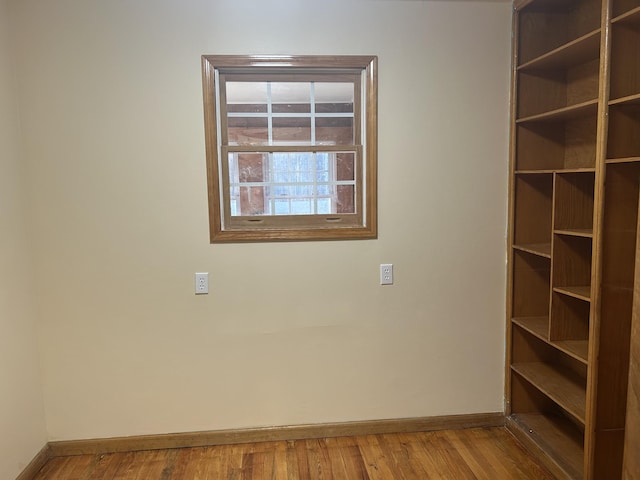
[{"left": 201, "top": 55, "right": 378, "bottom": 242}]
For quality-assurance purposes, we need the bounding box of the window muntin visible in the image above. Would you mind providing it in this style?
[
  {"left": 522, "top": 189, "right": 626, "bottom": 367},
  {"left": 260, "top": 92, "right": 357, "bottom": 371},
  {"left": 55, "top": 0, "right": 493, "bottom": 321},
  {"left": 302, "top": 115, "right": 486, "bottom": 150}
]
[{"left": 201, "top": 55, "right": 377, "bottom": 242}]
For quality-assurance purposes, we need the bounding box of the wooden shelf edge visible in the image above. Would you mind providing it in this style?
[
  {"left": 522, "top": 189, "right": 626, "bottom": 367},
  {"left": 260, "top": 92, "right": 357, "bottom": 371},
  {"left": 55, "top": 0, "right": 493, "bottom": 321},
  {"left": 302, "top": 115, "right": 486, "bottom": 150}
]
[
  {"left": 554, "top": 229, "right": 593, "bottom": 238},
  {"left": 512, "top": 363, "right": 586, "bottom": 424},
  {"left": 612, "top": 6, "right": 640, "bottom": 25},
  {"left": 516, "top": 99, "right": 598, "bottom": 124},
  {"left": 553, "top": 340, "right": 589, "bottom": 365},
  {"left": 516, "top": 168, "right": 596, "bottom": 174},
  {"left": 553, "top": 286, "right": 591, "bottom": 302},
  {"left": 513, "top": 243, "right": 552, "bottom": 258},
  {"left": 609, "top": 93, "right": 640, "bottom": 106},
  {"left": 506, "top": 415, "right": 583, "bottom": 480},
  {"left": 606, "top": 157, "right": 640, "bottom": 164}
]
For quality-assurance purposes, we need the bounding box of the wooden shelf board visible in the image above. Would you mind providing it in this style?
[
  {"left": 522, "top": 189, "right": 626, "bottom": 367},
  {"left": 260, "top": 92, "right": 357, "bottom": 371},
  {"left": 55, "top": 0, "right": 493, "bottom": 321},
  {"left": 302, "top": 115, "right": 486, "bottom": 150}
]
[
  {"left": 516, "top": 168, "right": 596, "bottom": 174},
  {"left": 508, "top": 413, "right": 584, "bottom": 480},
  {"left": 513, "top": 243, "right": 552, "bottom": 258},
  {"left": 515, "top": 169, "right": 555, "bottom": 175},
  {"left": 513, "top": 317, "right": 588, "bottom": 364},
  {"left": 516, "top": 99, "right": 598, "bottom": 124},
  {"left": 513, "top": 316, "right": 549, "bottom": 340},
  {"left": 605, "top": 157, "right": 640, "bottom": 164},
  {"left": 553, "top": 286, "right": 591, "bottom": 302},
  {"left": 612, "top": 6, "right": 640, "bottom": 25},
  {"left": 554, "top": 228, "right": 593, "bottom": 238},
  {"left": 553, "top": 339, "right": 589, "bottom": 364},
  {"left": 609, "top": 93, "right": 640, "bottom": 106},
  {"left": 511, "top": 363, "right": 586, "bottom": 424},
  {"left": 517, "top": 30, "right": 600, "bottom": 71}
]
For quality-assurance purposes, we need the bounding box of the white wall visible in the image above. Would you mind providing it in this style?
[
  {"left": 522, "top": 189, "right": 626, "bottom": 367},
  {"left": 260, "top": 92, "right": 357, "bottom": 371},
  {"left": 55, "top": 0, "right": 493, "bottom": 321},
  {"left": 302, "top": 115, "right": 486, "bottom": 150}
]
[
  {"left": 8, "top": 0, "right": 512, "bottom": 441},
  {"left": 0, "top": 0, "right": 48, "bottom": 476}
]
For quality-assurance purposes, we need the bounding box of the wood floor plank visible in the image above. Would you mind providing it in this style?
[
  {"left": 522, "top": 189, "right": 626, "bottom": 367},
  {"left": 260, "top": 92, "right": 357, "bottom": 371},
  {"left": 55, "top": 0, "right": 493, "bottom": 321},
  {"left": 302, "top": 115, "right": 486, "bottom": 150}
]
[
  {"left": 284, "top": 440, "right": 301, "bottom": 480},
  {"left": 437, "top": 431, "right": 481, "bottom": 478},
  {"left": 324, "top": 437, "right": 350, "bottom": 479},
  {"left": 32, "top": 456, "right": 73, "bottom": 480},
  {"left": 401, "top": 432, "right": 453, "bottom": 479},
  {"left": 293, "top": 439, "right": 311, "bottom": 479},
  {"left": 270, "top": 440, "right": 289, "bottom": 479},
  {"left": 487, "top": 429, "right": 555, "bottom": 479},
  {"left": 333, "top": 436, "right": 370, "bottom": 480},
  {"left": 304, "top": 438, "right": 334, "bottom": 480},
  {"left": 358, "top": 434, "right": 401, "bottom": 480},
  {"left": 443, "top": 429, "right": 496, "bottom": 479},
  {"left": 376, "top": 433, "right": 427, "bottom": 480},
  {"left": 31, "top": 427, "right": 553, "bottom": 480}
]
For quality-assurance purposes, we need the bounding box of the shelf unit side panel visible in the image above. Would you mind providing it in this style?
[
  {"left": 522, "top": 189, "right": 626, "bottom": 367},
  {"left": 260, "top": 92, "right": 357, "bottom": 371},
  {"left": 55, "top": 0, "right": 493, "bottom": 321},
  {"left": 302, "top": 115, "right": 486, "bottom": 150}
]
[{"left": 622, "top": 194, "right": 640, "bottom": 477}]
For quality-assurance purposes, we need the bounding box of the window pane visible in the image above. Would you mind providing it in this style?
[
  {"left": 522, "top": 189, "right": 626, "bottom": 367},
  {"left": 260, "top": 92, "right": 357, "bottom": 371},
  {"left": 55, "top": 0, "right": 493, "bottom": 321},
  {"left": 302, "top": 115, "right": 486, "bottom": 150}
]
[
  {"left": 317, "top": 198, "right": 331, "bottom": 214},
  {"left": 291, "top": 199, "right": 312, "bottom": 214},
  {"left": 238, "top": 186, "right": 267, "bottom": 216},
  {"left": 316, "top": 171, "right": 329, "bottom": 182},
  {"left": 314, "top": 82, "right": 354, "bottom": 106},
  {"left": 336, "top": 185, "right": 355, "bottom": 214},
  {"left": 317, "top": 184, "right": 331, "bottom": 195},
  {"left": 316, "top": 117, "right": 353, "bottom": 144},
  {"left": 272, "top": 117, "right": 311, "bottom": 144},
  {"left": 336, "top": 152, "right": 355, "bottom": 181},
  {"left": 237, "top": 153, "right": 265, "bottom": 182},
  {"left": 227, "top": 117, "right": 268, "bottom": 145},
  {"left": 271, "top": 82, "right": 311, "bottom": 114},
  {"left": 226, "top": 82, "right": 267, "bottom": 113},
  {"left": 274, "top": 199, "right": 290, "bottom": 214}
]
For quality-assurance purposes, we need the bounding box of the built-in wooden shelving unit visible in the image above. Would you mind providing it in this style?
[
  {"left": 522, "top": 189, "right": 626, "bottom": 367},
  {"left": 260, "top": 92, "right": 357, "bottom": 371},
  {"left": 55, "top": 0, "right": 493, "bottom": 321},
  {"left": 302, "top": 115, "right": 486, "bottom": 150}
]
[{"left": 507, "top": 0, "right": 640, "bottom": 477}]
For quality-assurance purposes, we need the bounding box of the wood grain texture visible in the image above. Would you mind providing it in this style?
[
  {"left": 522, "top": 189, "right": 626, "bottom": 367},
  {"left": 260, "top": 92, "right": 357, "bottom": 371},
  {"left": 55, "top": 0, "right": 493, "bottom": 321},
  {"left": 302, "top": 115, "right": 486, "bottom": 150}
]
[
  {"left": 48, "top": 413, "right": 504, "bottom": 457},
  {"left": 512, "top": 362, "right": 586, "bottom": 423},
  {"left": 32, "top": 428, "right": 554, "bottom": 480},
  {"left": 623, "top": 182, "right": 640, "bottom": 479},
  {"left": 507, "top": 414, "right": 583, "bottom": 480}
]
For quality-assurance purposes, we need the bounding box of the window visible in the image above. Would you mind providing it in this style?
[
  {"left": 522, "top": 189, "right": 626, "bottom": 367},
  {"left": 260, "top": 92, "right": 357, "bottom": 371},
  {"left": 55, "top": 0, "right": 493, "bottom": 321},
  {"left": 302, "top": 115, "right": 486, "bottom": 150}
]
[{"left": 201, "top": 55, "right": 377, "bottom": 242}]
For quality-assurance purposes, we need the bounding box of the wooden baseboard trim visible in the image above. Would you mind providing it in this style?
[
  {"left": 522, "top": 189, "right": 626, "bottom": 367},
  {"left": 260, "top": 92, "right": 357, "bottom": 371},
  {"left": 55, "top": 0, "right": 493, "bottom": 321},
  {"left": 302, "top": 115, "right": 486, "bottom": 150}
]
[
  {"left": 15, "top": 444, "right": 51, "bottom": 480},
  {"left": 49, "top": 412, "right": 504, "bottom": 457}
]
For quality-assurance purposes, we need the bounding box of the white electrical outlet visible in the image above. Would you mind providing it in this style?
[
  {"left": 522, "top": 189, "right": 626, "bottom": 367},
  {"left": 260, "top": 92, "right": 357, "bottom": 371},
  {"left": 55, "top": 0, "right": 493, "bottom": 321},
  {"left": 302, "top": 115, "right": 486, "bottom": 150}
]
[
  {"left": 380, "top": 264, "right": 394, "bottom": 285},
  {"left": 195, "top": 272, "right": 209, "bottom": 294}
]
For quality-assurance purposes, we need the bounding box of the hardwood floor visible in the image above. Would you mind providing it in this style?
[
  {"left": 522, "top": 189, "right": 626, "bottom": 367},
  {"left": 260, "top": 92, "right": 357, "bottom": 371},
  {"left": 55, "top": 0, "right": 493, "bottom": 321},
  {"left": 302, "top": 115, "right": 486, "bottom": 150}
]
[{"left": 33, "top": 427, "right": 553, "bottom": 479}]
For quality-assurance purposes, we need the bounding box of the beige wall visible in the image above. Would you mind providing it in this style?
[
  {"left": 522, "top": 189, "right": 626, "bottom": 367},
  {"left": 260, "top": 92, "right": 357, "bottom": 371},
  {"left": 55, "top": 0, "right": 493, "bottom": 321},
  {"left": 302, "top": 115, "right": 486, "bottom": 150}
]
[
  {"left": 8, "top": 0, "right": 512, "bottom": 442},
  {"left": 0, "top": 0, "right": 48, "bottom": 475}
]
